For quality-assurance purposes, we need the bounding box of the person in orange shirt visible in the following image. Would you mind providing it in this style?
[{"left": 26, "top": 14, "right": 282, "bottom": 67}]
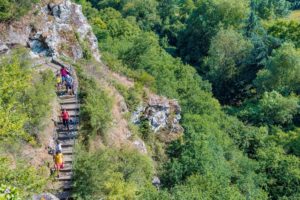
[{"left": 54, "top": 150, "right": 64, "bottom": 177}]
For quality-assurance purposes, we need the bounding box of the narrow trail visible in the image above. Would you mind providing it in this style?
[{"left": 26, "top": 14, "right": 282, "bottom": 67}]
[
  {"left": 43, "top": 60, "right": 79, "bottom": 200},
  {"left": 55, "top": 94, "right": 79, "bottom": 199}
]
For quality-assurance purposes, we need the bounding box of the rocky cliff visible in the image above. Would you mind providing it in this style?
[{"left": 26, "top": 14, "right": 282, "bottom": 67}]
[
  {"left": 0, "top": 0, "right": 183, "bottom": 153},
  {"left": 0, "top": 0, "right": 100, "bottom": 61}
]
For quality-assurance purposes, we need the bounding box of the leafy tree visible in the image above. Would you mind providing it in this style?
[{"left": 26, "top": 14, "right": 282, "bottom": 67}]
[
  {"left": 177, "top": 0, "right": 249, "bottom": 66},
  {"left": 287, "top": 0, "right": 300, "bottom": 9},
  {"left": 0, "top": 0, "right": 12, "bottom": 20},
  {"left": 257, "top": 143, "right": 300, "bottom": 199},
  {"left": 255, "top": 43, "right": 300, "bottom": 95},
  {"left": 73, "top": 147, "right": 154, "bottom": 199},
  {"left": 237, "top": 91, "right": 299, "bottom": 126},
  {"left": 267, "top": 20, "right": 300, "bottom": 47},
  {"left": 254, "top": 0, "right": 291, "bottom": 19},
  {"left": 0, "top": 0, "right": 39, "bottom": 21},
  {"left": 205, "top": 28, "right": 253, "bottom": 104}
]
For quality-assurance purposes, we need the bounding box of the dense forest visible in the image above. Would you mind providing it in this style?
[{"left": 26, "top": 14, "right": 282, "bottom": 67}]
[
  {"left": 1, "top": 0, "right": 300, "bottom": 199},
  {"left": 72, "top": 0, "right": 300, "bottom": 199}
]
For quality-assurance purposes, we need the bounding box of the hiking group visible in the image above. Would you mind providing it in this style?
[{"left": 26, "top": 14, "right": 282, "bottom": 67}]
[
  {"left": 56, "top": 66, "right": 74, "bottom": 96},
  {"left": 52, "top": 65, "right": 75, "bottom": 177}
]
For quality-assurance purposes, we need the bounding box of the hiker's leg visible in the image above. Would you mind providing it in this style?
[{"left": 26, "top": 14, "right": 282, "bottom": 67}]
[
  {"left": 66, "top": 119, "right": 70, "bottom": 130},
  {"left": 54, "top": 164, "right": 59, "bottom": 177},
  {"left": 63, "top": 119, "right": 67, "bottom": 129}
]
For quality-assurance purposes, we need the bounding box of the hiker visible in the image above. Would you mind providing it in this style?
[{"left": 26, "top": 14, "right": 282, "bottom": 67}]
[
  {"left": 61, "top": 109, "right": 70, "bottom": 131},
  {"left": 56, "top": 73, "right": 62, "bottom": 91},
  {"left": 53, "top": 150, "right": 64, "bottom": 177},
  {"left": 55, "top": 140, "right": 62, "bottom": 153},
  {"left": 60, "top": 66, "right": 69, "bottom": 83},
  {"left": 65, "top": 74, "right": 74, "bottom": 95}
]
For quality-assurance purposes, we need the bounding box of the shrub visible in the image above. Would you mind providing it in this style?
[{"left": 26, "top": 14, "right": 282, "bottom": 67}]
[
  {"left": 72, "top": 147, "right": 154, "bottom": 199},
  {"left": 0, "top": 156, "right": 48, "bottom": 199}
]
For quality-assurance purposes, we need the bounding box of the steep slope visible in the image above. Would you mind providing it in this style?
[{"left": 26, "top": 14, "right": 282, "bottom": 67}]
[{"left": 0, "top": 1, "right": 183, "bottom": 199}]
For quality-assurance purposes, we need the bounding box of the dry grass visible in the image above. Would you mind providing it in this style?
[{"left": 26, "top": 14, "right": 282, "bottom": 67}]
[{"left": 289, "top": 10, "right": 300, "bottom": 21}]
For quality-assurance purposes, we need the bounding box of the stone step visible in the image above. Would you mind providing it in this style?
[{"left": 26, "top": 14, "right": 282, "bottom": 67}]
[
  {"left": 57, "top": 177, "right": 72, "bottom": 182},
  {"left": 58, "top": 135, "right": 77, "bottom": 140},
  {"left": 57, "top": 180, "right": 72, "bottom": 190},
  {"left": 60, "top": 140, "right": 75, "bottom": 147},
  {"left": 57, "top": 128, "right": 78, "bottom": 133},
  {"left": 60, "top": 100, "right": 78, "bottom": 105},
  {"left": 57, "top": 174, "right": 72, "bottom": 181},
  {"left": 64, "top": 155, "right": 73, "bottom": 163},
  {"left": 59, "top": 170, "right": 73, "bottom": 177},
  {"left": 57, "top": 120, "right": 79, "bottom": 126},
  {"left": 57, "top": 130, "right": 77, "bottom": 135},
  {"left": 60, "top": 167, "right": 72, "bottom": 173},
  {"left": 63, "top": 181, "right": 73, "bottom": 191},
  {"left": 59, "top": 94, "right": 76, "bottom": 99},
  {"left": 60, "top": 108, "right": 79, "bottom": 113},
  {"left": 58, "top": 135, "right": 76, "bottom": 141},
  {"left": 59, "top": 97, "right": 77, "bottom": 103},
  {"left": 59, "top": 110, "right": 79, "bottom": 116},
  {"left": 56, "top": 191, "right": 71, "bottom": 200},
  {"left": 62, "top": 150, "right": 73, "bottom": 155},
  {"left": 62, "top": 162, "right": 72, "bottom": 169},
  {"left": 62, "top": 146, "right": 73, "bottom": 152},
  {"left": 60, "top": 103, "right": 79, "bottom": 107}
]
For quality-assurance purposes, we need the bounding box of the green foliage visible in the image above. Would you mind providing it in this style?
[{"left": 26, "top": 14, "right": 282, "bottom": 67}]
[
  {"left": 0, "top": 184, "right": 20, "bottom": 200},
  {"left": 177, "top": 0, "right": 250, "bottom": 65},
  {"left": 256, "top": 142, "right": 300, "bottom": 199},
  {"left": 23, "top": 70, "right": 56, "bottom": 135},
  {"left": 74, "top": 0, "right": 300, "bottom": 199},
  {"left": 254, "top": 0, "right": 291, "bottom": 19},
  {"left": 255, "top": 43, "right": 300, "bottom": 95},
  {"left": 0, "top": 50, "right": 31, "bottom": 141},
  {"left": 0, "top": 48, "right": 55, "bottom": 142},
  {"left": 0, "top": 0, "right": 12, "bottom": 21},
  {"left": 236, "top": 91, "right": 299, "bottom": 126},
  {"left": 162, "top": 114, "right": 267, "bottom": 199},
  {"left": 267, "top": 20, "right": 300, "bottom": 47},
  {"left": 0, "top": 156, "right": 47, "bottom": 199},
  {"left": 113, "top": 82, "right": 143, "bottom": 111},
  {"left": 79, "top": 71, "right": 113, "bottom": 138},
  {"left": 0, "top": 0, "right": 39, "bottom": 21},
  {"left": 72, "top": 146, "right": 154, "bottom": 199},
  {"left": 205, "top": 28, "right": 253, "bottom": 103}
]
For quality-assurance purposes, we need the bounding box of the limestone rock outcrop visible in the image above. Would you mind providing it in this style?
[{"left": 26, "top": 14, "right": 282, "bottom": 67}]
[
  {"left": 0, "top": 0, "right": 100, "bottom": 61},
  {"left": 132, "top": 95, "right": 183, "bottom": 142}
]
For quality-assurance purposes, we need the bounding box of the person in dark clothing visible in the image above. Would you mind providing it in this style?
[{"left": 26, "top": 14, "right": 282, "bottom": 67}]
[{"left": 65, "top": 74, "right": 74, "bottom": 95}]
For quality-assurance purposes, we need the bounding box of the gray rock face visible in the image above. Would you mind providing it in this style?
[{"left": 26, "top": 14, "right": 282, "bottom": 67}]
[
  {"left": 0, "top": 44, "right": 9, "bottom": 54},
  {"left": 32, "top": 193, "right": 59, "bottom": 200},
  {"left": 0, "top": 0, "right": 100, "bottom": 61},
  {"left": 132, "top": 139, "right": 147, "bottom": 154},
  {"left": 132, "top": 96, "right": 183, "bottom": 139}
]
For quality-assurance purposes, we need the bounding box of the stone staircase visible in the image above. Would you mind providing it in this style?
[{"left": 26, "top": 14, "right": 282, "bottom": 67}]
[
  {"left": 37, "top": 59, "right": 80, "bottom": 199},
  {"left": 55, "top": 95, "right": 79, "bottom": 200}
]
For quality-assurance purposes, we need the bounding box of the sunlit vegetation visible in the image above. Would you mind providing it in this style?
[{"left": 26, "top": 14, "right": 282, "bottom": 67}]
[{"left": 70, "top": 0, "right": 300, "bottom": 199}]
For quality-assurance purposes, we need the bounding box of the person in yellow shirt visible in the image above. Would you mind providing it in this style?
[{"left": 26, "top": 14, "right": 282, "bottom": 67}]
[
  {"left": 54, "top": 150, "right": 64, "bottom": 177},
  {"left": 56, "top": 73, "right": 62, "bottom": 91}
]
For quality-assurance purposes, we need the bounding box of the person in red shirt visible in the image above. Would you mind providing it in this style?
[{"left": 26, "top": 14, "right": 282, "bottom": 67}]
[{"left": 61, "top": 109, "right": 70, "bottom": 131}]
